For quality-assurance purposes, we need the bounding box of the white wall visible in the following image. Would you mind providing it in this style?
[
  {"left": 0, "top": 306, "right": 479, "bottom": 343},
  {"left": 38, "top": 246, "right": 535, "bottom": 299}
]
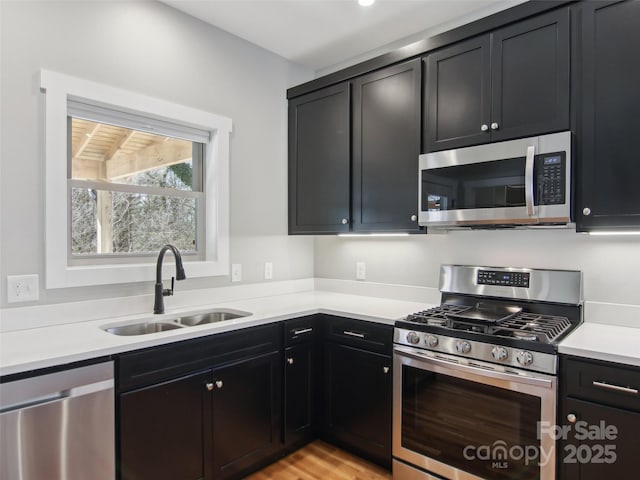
[
  {"left": 0, "top": 0, "right": 314, "bottom": 307},
  {"left": 315, "top": 230, "right": 640, "bottom": 308}
]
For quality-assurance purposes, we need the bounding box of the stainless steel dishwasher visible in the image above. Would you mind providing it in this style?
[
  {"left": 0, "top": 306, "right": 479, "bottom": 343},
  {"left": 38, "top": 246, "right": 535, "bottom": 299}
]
[{"left": 0, "top": 361, "right": 115, "bottom": 480}]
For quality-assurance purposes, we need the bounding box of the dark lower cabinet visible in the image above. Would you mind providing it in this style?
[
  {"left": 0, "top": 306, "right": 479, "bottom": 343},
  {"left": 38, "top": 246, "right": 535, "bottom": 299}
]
[
  {"left": 116, "top": 324, "right": 282, "bottom": 480},
  {"left": 283, "top": 316, "right": 320, "bottom": 451},
  {"left": 560, "top": 355, "right": 640, "bottom": 479},
  {"left": 575, "top": 0, "right": 640, "bottom": 231},
  {"left": 323, "top": 342, "right": 392, "bottom": 468},
  {"left": 284, "top": 343, "right": 317, "bottom": 450},
  {"left": 212, "top": 351, "right": 282, "bottom": 479},
  {"left": 119, "top": 370, "right": 212, "bottom": 480}
]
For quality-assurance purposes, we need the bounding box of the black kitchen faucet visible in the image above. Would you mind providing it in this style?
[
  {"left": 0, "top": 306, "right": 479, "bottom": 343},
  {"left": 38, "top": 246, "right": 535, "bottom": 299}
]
[{"left": 153, "top": 244, "right": 186, "bottom": 314}]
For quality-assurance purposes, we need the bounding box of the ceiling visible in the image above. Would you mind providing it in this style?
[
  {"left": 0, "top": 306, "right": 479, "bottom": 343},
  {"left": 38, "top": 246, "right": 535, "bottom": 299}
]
[{"left": 163, "top": 0, "right": 526, "bottom": 72}]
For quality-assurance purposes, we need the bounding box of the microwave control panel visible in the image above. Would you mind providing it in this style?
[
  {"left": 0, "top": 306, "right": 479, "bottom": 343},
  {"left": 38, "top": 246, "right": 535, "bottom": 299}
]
[{"left": 535, "top": 152, "right": 566, "bottom": 205}]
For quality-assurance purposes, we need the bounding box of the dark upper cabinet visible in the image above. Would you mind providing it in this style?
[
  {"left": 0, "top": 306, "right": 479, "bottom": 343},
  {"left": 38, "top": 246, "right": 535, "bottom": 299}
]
[
  {"left": 289, "top": 60, "right": 422, "bottom": 234},
  {"left": 211, "top": 351, "right": 282, "bottom": 480},
  {"left": 425, "top": 8, "right": 570, "bottom": 151},
  {"left": 575, "top": 0, "right": 640, "bottom": 231},
  {"left": 352, "top": 59, "right": 422, "bottom": 232},
  {"left": 288, "top": 83, "right": 350, "bottom": 234},
  {"left": 425, "top": 36, "right": 491, "bottom": 151},
  {"left": 559, "top": 355, "right": 640, "bottom": 479},
  {"left": 119, "top": 370, "right": 213, "bottom": 480}
]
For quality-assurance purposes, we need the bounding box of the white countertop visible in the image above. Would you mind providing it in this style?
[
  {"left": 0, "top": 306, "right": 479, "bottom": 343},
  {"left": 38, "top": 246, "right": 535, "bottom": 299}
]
[
  {"left": 2, "top": 281, "right": 639, "bottom": 377},
  {"left": 558, "top": 322, "right": 640, "bottom": 367},
  {"left": 0, "top": 290, "right": 435, "bottom": 377}
]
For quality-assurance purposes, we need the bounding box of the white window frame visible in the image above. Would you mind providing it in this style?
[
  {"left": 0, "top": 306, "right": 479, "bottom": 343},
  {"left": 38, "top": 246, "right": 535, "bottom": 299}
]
[{"left": 41, "top": 69, "right": 232, "bottom": 288}]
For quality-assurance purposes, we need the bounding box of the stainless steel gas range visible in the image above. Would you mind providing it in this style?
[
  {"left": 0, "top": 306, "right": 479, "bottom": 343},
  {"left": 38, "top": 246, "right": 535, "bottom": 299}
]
[{"left": 392, "top": 265, "right": 582, "bottom": 480}]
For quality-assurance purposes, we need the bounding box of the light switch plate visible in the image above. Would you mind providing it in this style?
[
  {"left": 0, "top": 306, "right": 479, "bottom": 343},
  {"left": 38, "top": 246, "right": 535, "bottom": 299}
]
[{"left": 7, "top": 274, "right": 40, "bottom": 303}]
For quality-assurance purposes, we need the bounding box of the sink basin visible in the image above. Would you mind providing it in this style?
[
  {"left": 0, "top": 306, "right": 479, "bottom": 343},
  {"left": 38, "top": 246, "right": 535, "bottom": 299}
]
[
  {"left": 103, "top": 309, "right": 251, "bottom": 335},
  {"left": 105, "top": 322, "right": 185, "bottom": 336},
  {"left": 173, "top": 310, "right": 251, "bottom": 326}
]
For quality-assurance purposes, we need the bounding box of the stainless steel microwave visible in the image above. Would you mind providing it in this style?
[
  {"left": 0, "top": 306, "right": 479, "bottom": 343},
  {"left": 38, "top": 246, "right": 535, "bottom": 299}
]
[{"left": 418, "top": 131, "right": 572, "bottom": 229}]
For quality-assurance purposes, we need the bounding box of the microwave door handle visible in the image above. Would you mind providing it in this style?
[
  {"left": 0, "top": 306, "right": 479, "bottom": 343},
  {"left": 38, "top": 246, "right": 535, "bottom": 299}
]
[{"left": 525, "top": 145, "right": 535, "bottom": 217}]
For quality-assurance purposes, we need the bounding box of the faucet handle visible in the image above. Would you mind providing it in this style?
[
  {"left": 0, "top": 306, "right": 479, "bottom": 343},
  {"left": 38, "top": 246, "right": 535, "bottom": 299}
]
[{"left": 163, "top": 277, "right": 175, "bottom": 297}]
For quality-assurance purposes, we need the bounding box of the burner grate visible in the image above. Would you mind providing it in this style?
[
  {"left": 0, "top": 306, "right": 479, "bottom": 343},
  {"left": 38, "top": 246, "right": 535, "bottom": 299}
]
[
  {"left": 493, "top": 313, "right": 572, "bottom": 343},
  {"left": 406, "top": 305, "right": 470, "bottom": 326}
]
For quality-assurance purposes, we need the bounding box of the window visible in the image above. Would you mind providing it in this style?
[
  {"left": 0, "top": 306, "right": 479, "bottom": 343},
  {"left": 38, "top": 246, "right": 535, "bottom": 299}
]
[{"left": 41, "top": 70, "right": 232, "bottom": 288}]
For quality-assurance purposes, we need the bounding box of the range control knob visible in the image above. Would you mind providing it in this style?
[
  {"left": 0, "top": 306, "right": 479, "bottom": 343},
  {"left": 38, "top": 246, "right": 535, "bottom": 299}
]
[
  {"left": 491, "top": 346, "right": 509, "bottom": 361},
  {"left": 406, "top": 331, "right": 420, "bottom": 345},
  {"left": 426, "top": 335, "right": 439, "bottom": 348},
  {"left": 516, "top": 351, "right": 534, "bottom": 366},
  {"left": 455, "top": 340, "right": 471, "bottom": 354}
]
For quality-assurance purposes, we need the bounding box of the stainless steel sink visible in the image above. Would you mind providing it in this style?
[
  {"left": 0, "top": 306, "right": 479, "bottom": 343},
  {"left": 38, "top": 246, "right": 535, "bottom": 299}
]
[
  {"left": 102, "top": 309, "right": 251, "bottom": 335},
  {"left": 172, "top": 310, "right": 250, "bottom": 326},
  {"left": 104, "top": 322, "right": 185, "bottom": 336}
]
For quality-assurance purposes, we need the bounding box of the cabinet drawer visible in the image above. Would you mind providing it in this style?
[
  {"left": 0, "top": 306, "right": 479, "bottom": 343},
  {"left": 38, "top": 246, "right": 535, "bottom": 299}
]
[
  {"left": 563, "top": 356, "right": 640, "bottom": 412},
  {"left": 322, "top": 315, "right": 393, "bottom": 354},
  {"left": 117, "top": 323, "right": 282, "bottom": 392},
  {"left": 284, "top": 315, "right": 318, "bottom": 346}
]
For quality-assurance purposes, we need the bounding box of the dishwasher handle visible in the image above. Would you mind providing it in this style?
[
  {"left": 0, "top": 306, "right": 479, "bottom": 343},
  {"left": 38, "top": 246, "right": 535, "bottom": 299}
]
[
  {"left": 0, "top": 379, "right": 114, "bottom": 414},
  {"left": 0, "top": 361, "right": 114, "bottom": 414}
]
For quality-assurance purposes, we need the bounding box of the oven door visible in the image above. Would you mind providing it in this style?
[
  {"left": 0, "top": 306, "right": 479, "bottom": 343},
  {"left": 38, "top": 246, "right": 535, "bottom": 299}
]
[{"left": 393, "top": 345, "right": 557, "bottom": 480}]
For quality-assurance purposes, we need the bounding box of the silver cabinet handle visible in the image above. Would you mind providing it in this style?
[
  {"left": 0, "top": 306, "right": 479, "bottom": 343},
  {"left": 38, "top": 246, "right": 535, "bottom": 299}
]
[
  {"left": 341, "top": 218, "right": 348, "bottom": 225},
  {"left": 481, "top": 124, "right": 489, "bottom": 132},
  {"left": 215, "top": 380, "right": 223, "bottom": 389},
  {"left": 383, "top": 366, "right": 390, "bottom": 374},
  {"left": 343, "top": 330, "right": 365, "bottom": 338},
  {"left": 293, "top": 327, "right": 313, "bottom": 336},
  {"left": 287, "top": 357, "right": 294, "bottom": 365},
  {"left": 567, "top": 413, "right": 577, "bottom": 423},
  {"left": 525, "top": 145, "right": 536, "bottom": 217},
  {"left": 592, "top": 380, "right": 638, "bottom": 395},
  {"left": 491, "top": 122, "right": 499, "bottom": 130},
  {"left": 410, "top": 215, "right": 417, "bottom": 222},
  {"left": 206, "top": 383, "right": 214, "bottom": 391},
  {"left": 583, "top": 207, "right": 591, "bottom": 216}
]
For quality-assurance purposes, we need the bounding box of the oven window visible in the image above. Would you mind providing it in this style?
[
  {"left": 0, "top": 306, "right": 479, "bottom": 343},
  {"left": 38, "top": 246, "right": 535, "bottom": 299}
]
[
  {"left": 402, "top": 364, "right": 541, "bottom": 480},
  {"left": 422, "top": 157, "right": 526, "bottom": 211}
]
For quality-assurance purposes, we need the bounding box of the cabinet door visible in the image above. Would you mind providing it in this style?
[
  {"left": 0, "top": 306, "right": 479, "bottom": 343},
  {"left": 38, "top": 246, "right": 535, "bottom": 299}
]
[
  {"left": 425, "top": 35, "right": 491, "bottom": 152},
  {"left": 211, "top": 351, "right": 282, "bottom": 479},
  {"left": 323, "top": 343, "right": 392, "bottom": 468},
  {"left": 352, "top": 59, "right": 422, "bottom": 232},
  {"left": 491, "top": 8, "right": 570, "bottom": 142},
  {"left": 284, "top": 342, "right": 318, "bottom": 450},
  {"left": 576, "top": 0, "right": 640, "bottom": 231},
  {"left": 119, "top": 370, "right": 212, "bottom": 480},
  {"left": 288, "top": 83, "right": 350, "bottom": 234},
  {"left": 561, "top": 397, "right": 640, "bottom": 479}
]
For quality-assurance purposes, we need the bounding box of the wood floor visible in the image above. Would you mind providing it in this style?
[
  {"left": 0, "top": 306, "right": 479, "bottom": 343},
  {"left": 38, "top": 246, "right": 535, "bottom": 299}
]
[{"left": 245, "top": 440, "right": 392, "bottom": 480}]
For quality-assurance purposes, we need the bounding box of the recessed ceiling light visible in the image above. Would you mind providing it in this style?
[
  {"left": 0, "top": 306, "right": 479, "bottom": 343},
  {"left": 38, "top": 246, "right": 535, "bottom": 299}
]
[{"left": 358, "top": 0, "right": 375, "bottom": 6}]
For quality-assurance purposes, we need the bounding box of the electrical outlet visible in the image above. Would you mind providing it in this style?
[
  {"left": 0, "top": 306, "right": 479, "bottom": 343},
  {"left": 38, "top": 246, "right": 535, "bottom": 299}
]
[
  {"left": 231, "top": 264, "right": 242, "bottom": 282},
  {"left": 356, "top": 262, "right": 366, "bottom": 281},
  {"left": 264, "top": 262, "right": 273, "bottom": 280},
  {"left": 7, "top": 274, "right": 40, "bottom": 303}
]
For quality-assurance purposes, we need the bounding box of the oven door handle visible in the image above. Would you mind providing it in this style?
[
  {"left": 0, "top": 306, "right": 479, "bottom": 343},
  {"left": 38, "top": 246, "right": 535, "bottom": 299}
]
[{"left": 394, "top": 345, "right": 554, "bottom": 388}]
